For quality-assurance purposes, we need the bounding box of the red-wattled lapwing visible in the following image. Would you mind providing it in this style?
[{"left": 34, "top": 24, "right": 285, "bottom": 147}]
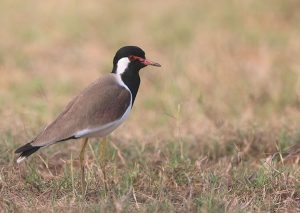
[{"left": 15, "top": 46, "right": 161, "bottom": 190}]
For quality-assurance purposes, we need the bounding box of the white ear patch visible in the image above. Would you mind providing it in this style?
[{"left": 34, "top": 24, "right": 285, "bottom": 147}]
[{"left": 116, "top": 57, "right": 130, "bottom": 75}]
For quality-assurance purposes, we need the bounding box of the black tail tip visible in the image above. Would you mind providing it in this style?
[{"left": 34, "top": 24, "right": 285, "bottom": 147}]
[{"left": 15, "top": 143, "right": 40, "bottom": 163}]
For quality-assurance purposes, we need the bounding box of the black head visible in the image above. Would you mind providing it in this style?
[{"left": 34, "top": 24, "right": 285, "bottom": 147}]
[
  {"left": 111, "top": 46, "right": 161, "bottom": 105},
  {"left": 112, "top": 46, "right": 161, "bottom": 74},
  {"left": 113, "top": 46, "right": 145, "bottom": 66}
]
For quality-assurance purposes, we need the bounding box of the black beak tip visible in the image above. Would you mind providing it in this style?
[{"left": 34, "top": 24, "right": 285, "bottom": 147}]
[{"left": 153, "top": 63, "right": 162, "bottom": 67}]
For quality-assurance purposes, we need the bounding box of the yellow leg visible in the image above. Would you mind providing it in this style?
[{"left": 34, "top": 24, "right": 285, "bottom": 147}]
[
  {"left": 99, "top": 137, "right": 108, "bottom": 192},
  {"left": 80, "top": 138, "right": 89, "bottom": 194}
]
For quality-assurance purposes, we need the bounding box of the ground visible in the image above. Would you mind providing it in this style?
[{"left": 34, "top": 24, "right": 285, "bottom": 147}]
[{"left": 0, "top": 0, "right": 299, "bottom": 212}]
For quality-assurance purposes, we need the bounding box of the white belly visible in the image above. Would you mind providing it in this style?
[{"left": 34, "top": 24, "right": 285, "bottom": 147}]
[
  {"left": 82, "top": 118, "right": 125, "bottom": 138},
  {"left": 74, "top": 97, "right": 132, "bottom": 139}
]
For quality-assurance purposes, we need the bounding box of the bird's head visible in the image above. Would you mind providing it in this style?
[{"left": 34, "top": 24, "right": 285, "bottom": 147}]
[{"left": 112, "top": 46, "right": 161, "bottom": 75}]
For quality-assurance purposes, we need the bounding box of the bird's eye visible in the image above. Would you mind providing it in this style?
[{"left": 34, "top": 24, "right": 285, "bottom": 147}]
[{"left": 129, "top": 55, "right": 136, "bottom": 61}]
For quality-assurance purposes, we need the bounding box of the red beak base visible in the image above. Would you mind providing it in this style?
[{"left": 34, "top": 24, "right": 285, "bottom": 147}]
[{"left": 142, "top": 59, "right": 161, "bottom": 67}]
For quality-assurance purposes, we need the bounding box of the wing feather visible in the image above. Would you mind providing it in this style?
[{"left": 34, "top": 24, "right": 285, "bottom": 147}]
[{"left": 31, "top": 74, "right": 131, "bottom": 147}]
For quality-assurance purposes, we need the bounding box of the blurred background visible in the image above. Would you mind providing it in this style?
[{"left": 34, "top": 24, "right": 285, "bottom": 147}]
[{"left": 0, "top": 0, "right": 299, "bottom": 152}]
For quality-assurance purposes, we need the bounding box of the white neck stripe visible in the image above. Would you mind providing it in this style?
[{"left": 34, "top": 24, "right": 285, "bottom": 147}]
[{"left": 116, "top": 57, "right": 130, "bottom": 75}]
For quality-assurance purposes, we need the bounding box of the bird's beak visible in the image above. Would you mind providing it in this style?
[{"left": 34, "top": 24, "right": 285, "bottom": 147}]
[
  {"left": 129, "top": 55, "right": 161, "bottom": 67},
  {"left": 142, "top": 59, "right": 161, "bottom": 67}
]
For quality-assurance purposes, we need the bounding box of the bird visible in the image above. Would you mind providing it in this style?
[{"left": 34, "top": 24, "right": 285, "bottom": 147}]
[{"left": 15, "top": 46, "right": 161, "bottom": 190}]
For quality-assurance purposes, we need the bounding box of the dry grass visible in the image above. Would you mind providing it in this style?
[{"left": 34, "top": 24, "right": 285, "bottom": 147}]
[{"left": 0, "top": 0, "right": 300, "bottom": 212}]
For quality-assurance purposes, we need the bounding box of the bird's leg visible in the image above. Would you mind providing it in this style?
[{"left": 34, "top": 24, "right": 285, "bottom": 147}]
[
  {"left": 99, "top": 136, "right": 108, "bottom": 193},
  {"left": 79, "top": 138, "right": 89, "bottom": 194}
]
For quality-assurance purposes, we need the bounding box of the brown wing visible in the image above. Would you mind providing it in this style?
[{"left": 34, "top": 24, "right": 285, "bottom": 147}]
[{"left": 31, "top": 74, "right": 131, "bottom": 147}]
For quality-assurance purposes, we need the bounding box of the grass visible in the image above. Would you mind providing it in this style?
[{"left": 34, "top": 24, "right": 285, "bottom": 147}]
[{"left": 0, "top": 0, "right": 300, "bottom": 212}]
